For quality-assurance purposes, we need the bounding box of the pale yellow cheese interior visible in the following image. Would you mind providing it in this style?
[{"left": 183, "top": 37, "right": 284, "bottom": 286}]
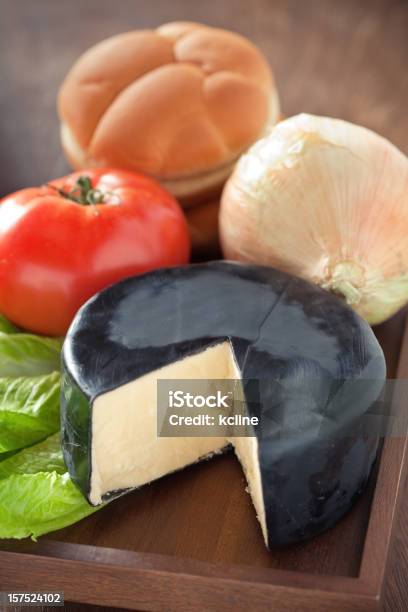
[{"left": 91, "top": 342, "right": 267, "bottom": 543}]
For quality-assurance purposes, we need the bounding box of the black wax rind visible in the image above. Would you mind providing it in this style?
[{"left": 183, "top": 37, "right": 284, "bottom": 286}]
[{"left": 61, "top": 261, "right": 386, "bottom": 547}]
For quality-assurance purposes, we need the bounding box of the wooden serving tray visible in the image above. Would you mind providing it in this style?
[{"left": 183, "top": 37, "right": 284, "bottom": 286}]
[{"left": 0, "top": 312, "right": 407, "bottom": 611}]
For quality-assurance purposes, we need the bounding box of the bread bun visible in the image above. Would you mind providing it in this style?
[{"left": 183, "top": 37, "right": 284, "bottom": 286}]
[{"left": 58, "top": 22, "right": 280, "bottom": 206}]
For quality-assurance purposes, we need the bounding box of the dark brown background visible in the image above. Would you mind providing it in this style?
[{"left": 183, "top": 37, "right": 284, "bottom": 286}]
[{"left": 1, "top": 0, "right": 408, "bottom": 610}]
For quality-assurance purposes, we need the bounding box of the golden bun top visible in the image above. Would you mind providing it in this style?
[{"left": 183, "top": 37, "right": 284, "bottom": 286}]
[{"left": 58, "top": 22, "right": 279, "bottom": 181}]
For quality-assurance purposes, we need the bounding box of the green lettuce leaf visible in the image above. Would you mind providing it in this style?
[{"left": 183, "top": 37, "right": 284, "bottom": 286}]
[
  {"left": 0, "top": 449, "right": 19, "bottom": 463},
  {"left": 0, "top": 433, "right": 64, "bottom": 479},
  {"left": 0, "top": 315, "right": 20, "bottom": 334},
  {"left": 0, "top": 333, "right": 62, "bottom": 377},
  {"left": 0, "top": 471, "right": 98, "bottom": 539},
  {"left": 0, "top": 372, "right": 61, "bottom": 452},
  {"left": 0, "top": 316, "right": 96, "bottom": 540}
]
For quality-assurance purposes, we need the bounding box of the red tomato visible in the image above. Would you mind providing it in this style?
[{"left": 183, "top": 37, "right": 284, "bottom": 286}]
[{"left": 0, "top": 169, "right": 190, "bottom": 336}]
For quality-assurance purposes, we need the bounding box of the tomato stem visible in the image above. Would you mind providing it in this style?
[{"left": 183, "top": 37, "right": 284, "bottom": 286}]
[{"left": 47, "top": 176, "right": 117, "bottom": 206}]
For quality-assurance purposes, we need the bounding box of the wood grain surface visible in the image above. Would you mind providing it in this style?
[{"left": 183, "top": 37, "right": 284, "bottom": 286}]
[{"left": 1, "top": 0, "right": 408, "bottom": 610}]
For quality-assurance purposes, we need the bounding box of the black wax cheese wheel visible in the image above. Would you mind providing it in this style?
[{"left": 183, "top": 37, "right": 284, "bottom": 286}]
[{"left": 61, "top": 261, "right": 385, "bottom": 547}]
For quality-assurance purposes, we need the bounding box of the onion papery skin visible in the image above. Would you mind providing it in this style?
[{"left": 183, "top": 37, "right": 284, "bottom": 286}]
[{"left": 220, "top": 114, "right": 408, "bottom": 325}]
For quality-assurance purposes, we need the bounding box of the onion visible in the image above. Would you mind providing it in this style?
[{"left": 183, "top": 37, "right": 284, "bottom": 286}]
[{"left": 220, "top": 114, "right": 408, "bottom": 325}]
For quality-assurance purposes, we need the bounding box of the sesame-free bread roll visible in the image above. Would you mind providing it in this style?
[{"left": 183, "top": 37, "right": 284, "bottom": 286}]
[{"left": 58, "top": 22, "right": 280, "bottom": 206}]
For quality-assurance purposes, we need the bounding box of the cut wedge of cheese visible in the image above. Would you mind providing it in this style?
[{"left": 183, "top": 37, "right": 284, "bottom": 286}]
[
  {"left": 61, "top": 262, "right": 385, "bottom": 547},
  {"left": 90, "top": 343, "right": 233, "bottom": 504}
]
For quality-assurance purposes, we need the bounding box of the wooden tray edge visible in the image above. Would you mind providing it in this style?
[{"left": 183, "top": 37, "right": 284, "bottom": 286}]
[
  {"left": 0, "top": 543, "right": 380, "bottom": 612},
  {"left": 359, "top": 315, "right": 408, "bottom": 604}
]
